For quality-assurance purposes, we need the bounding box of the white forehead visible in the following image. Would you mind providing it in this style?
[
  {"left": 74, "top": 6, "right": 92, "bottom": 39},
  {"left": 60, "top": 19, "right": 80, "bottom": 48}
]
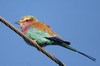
[{"left": 20, "top": 16, "right": 32, "bottom": 22}]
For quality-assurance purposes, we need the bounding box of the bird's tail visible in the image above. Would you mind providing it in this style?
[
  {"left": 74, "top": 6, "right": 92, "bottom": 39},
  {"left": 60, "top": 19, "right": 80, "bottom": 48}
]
[{"left": 60, "top": 44, "right": 96, "bottom": 61}]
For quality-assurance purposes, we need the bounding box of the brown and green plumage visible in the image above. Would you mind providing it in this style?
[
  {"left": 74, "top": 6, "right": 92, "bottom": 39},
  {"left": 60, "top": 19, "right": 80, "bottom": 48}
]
[
  {"left": 30, "top": 22, "right": 61, "bottom": 38},
  {"left": 16, "top": 16, "right": 96, "bottom": 61}
]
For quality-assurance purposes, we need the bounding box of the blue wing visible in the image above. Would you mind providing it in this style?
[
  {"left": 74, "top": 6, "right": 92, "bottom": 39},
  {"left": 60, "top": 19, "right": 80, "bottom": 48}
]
[{"left": 45, "top": 36, "right": 70, "bottom": 45}]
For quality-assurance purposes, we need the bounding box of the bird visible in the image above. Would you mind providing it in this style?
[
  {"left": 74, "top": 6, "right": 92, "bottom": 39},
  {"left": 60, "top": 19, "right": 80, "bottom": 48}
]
[{"left": 16, "top": 16, "right": 96, "bottom": 61}]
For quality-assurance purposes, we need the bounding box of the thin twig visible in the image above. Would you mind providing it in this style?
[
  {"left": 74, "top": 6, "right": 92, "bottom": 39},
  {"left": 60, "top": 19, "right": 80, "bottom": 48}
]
[{"left": 0, "top": 17, "right": 65, "bottom": 66}]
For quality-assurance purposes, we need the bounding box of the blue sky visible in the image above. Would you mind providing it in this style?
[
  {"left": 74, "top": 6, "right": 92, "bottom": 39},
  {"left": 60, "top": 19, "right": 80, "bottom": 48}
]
[{"left": 0, "top": 0, "right": 100, "bottom": 66}]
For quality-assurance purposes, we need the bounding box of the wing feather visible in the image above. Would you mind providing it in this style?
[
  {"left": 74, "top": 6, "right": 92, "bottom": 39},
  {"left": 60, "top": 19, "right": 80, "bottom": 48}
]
[{"left": 30, "top": 22, "right": 61, "bottom": 38}]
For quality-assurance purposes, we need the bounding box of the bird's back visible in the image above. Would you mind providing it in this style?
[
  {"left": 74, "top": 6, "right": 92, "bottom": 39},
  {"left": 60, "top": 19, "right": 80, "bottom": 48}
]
[{"left": 30, "top": 22, "right": 61, "bottom": 38}]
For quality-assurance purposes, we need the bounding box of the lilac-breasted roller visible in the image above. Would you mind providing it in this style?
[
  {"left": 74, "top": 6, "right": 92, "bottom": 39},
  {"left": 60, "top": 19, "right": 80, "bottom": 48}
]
[{"left": 16, "top": 16, "right": 96, "bottom": 61}]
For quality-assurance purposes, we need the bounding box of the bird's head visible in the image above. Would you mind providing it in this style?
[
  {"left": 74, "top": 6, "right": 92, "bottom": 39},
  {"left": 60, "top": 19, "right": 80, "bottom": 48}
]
[{"left": 15, "top": 16, "right": 38, "bottom": 27}]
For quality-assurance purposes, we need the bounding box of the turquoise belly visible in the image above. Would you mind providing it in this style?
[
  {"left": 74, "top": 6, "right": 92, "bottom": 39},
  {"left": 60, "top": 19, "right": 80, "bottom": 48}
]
[{"left": 25, "top": 28, "right": 53, "bottom": 47}]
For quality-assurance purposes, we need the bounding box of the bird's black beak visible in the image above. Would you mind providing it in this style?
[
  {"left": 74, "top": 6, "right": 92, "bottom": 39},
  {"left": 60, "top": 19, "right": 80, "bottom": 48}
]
[{"left": 15, "top": 21, "right": 20, "bottom": 25}]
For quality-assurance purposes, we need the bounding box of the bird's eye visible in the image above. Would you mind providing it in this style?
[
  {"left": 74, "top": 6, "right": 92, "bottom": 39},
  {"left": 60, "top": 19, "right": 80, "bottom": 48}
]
[{"left": 25, "top": 19, "right": 29, "bottom": 21}]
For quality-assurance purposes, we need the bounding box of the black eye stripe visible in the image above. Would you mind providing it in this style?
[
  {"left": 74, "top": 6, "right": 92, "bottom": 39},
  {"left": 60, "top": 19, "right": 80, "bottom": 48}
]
[{"left": 25, "top": 19, "right": 30, "bottom": 21}]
